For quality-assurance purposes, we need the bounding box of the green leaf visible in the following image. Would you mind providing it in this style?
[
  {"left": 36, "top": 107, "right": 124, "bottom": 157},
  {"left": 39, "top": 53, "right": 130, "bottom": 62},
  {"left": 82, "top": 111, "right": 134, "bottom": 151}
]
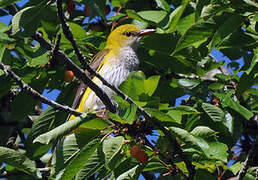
[
  {"left": 228, "top": 162, "right": 242, "bottom": 175},
  {"left": 155, "top": 0, "right": 170, "bottom": 12},
  {"left": 144, "top": 75, "right": 160, "bottom": 96},
  {"left": 143, "top": 160, "right": 164, "bottom": 171},
  {"left": 138, "top": 10, "right": 168, "bottom": 24},
  {"left": 204, "top": 142, "right": 228, "bottom": 162},
  {"left": 75, "top": 148, "right": 105, "bottom": 180},
  {"left": 127, "top": 10, "right": 168, "bottom": 25},
  {"left": 213, "top": 92, "right": 253, "bottom": 120},
  {"left": 11, "top": 6, "right": 44, "bottom": 35},
  {"left": 119, "top": 71, "right": 145, "bottom": 100},
  {"left": 170, "top": 127, "right": 209, "bottom": 151},
  {"left": 108, "top": 13, "right": 127, "bottom": 21},
  {"left": 0, "top": 147, "right": 39, "bottom": 177},
  {"left": 142, "top": 33, "right": 177, "bottom": 54},
  {"left": 60, "top": 22, "right": 87, "bottom": 45},
  {"left": 167, "top": 105, "right": 199, "bottom": 123},
  {"left": 166, "top": 3, "right": 188, "bottom": 33},
  {"left": 103, "top": 136, "right": 124, "bottom": 170},
  {"left": 108, "top": 112, "right": 127, "bottom": 124},
  {"left": 200, "top": 3, "right": 225, "bottom": 20},
  {"left": 33, "top": 113, "right": 88, "bottom": 145},
  {"left": 243, "top": 0, "right": 258, "bottom": 8},
  {"left": 190, "top": 126, "right": 217, "bottom": 139},
  {"left": 171, "top": 21, "right": 215, "bottom": 55},
  {"left": 202, "top": 103, "right": 225, "bottom": 122},
  {"left": 26, "top": 47, "right": 48, "bottom": 67},
  {"left": 25, "top": 107, "right": 58, "bottom": 158},
  {"left": 176, "top": 13, "right": 195, "bottom": 35},
  {"left": 111, "top": 0, "right": 129, "bottom": 7},
  {"left": 0, "top": 21, "right": 11, "bottom": 33},
  {"left": 52, "top": 130, "right": 100, "bottom": 175},
  {"left": 146, "top": 108, "right": 177, "bottom": 123},
  {"left": 208, "top": 15, "right": 243, "bottom": 50},
  {"left": 178, "top": 78, "right": 201, "bottom": 89},
  {"left": 0, "top": 32, "right": 15, "bottom": 43},
  {"left": 25, "top": 83, "right": 78, "bottom": 158},
  {"left": 126, "top": 10, "right": 148, "bottom": 23},
  {"left": 0, "top": 0, "right": 20, "bottom": 8},
  {"left": 120, "top": 103, "right": 137, "bottom": 124},
  {"left": 116, "top": 165, "right": 140, "bottom": 180},
  {"left": 208, "top": 83, "right": 225, "bottom": 90},
  {"left": 79, "top": 117, "right": 114, "bottom": 130},
  {"left": 56, "top": 138, "right": 101, "bottom": 180},
  {"left": 195, "top": 0, "right": 210, "bottom": 20}
]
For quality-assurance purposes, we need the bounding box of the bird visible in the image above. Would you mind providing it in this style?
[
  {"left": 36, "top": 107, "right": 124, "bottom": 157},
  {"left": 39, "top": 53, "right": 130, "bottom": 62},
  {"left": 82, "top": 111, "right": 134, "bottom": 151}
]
[{"left": 69, "top": 24, "right": 155, "bottom": 120}]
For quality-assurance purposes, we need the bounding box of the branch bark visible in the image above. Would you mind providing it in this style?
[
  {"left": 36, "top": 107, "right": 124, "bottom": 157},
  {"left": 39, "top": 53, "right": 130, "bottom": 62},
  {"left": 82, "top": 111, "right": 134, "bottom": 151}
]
[{"left": 0, "top": 62, "right": 82, "bottom": 116}]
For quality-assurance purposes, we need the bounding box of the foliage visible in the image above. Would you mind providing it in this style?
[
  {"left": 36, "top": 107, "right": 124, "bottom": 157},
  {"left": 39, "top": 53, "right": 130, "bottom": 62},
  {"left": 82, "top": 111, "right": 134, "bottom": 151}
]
[{"left": 0, "top": 0, "right": 257, "bottom": 179}]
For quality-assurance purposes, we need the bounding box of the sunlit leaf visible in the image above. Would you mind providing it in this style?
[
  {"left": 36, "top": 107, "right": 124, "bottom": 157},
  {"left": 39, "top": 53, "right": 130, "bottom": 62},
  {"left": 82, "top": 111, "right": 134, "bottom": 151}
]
[
  {"left": 12, "top": 5, "right": 45, "bottom": 35},
  {"left": 190, "top": 126, "right": 217, "bottom": 139},
  {"left": 204, "top": 142, "right": 228, "bottom": 162},
  {"left": 202, "top": 103, "right": 225, "bottom": 122},
  {"left": 208, "top": 15, "right": 243, "bottom": 50},
  {"left": 116, "top": 165, "right": 141, "bottom": 180},
  {"left": 171, "top": 21, "right": 215, "bottom": 55},
  {"left": 33, "top": 113, "right": 88, "bottom": 145},
  {"left": 155, "top": 0, "right": 170, "bottom": 12},
  {"left": 146, "top": 108, "right": 177, "bottom": 123},
  {"left": 103, "top": 136, "right": 124, "bottom": 170},
  {"left": 52, "top": 130, "right": 100, "bottom": 175}
]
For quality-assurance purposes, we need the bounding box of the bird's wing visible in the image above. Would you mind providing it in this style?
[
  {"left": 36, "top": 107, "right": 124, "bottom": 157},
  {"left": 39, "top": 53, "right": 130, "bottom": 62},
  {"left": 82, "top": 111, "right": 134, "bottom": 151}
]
[{"left": 67, "top": 48, "right": 110, "bottom": 120}]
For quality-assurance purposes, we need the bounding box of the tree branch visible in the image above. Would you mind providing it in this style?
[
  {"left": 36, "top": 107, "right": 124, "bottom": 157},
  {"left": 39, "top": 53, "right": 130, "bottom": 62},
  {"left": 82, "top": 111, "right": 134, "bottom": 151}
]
[
  {"left": 56, "top": 0, "right": 89, "bottom": 69},
  {"left": 0, "top": 62, "right": 82, "bottom": 116},
  {"left": 237, "top": 153, "right": 250, "bottom": 180},
  {"left": 32, "top": 32, "right": 117, "bottom": 113}
]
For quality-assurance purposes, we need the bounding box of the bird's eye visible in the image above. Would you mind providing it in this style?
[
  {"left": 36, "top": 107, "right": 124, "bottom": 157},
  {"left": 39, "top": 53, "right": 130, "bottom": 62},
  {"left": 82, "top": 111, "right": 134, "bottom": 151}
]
[
  {"left": 123, "top": 31, "right": 140, "bottom": 37},
  {"left": 124, "top": 32, "right": 132, "bottom": 37}
]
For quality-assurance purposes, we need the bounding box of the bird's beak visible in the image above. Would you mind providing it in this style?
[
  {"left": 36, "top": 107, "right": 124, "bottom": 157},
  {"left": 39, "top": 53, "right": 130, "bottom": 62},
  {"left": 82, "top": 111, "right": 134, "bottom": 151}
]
[{"left": 140, "top": 29, "right": 156, "bottom": 36}]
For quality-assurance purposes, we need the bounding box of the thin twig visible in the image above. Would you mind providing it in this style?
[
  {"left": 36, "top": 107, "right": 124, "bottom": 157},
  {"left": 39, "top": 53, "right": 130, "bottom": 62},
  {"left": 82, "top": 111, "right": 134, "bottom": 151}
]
[
  {"left": 237, "top": 153, "right": 250, "bottom": 180},
  {"left": 177, "top": 73, "right": 218, "bottom": 82},
  {"left": 0, "top": 62, "right": 82, "bottom": 116},
  {"left": 101, "top": 130, "right": 115, "bottom": 142},
  {"left": 52, "top": 33, "right": 61, "bottom": 56},
  {"left": 56, "top": 0, "right": 89, "bottom": 69},
  {"left": 6, "top": 127, "right": 18, "bottom": 149}
]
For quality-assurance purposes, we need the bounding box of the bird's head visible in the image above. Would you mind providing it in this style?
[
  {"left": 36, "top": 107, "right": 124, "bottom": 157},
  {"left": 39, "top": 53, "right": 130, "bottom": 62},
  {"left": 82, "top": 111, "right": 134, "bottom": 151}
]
[{"left": 106, "top": 24, "right": 155, "bottom": 50}]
